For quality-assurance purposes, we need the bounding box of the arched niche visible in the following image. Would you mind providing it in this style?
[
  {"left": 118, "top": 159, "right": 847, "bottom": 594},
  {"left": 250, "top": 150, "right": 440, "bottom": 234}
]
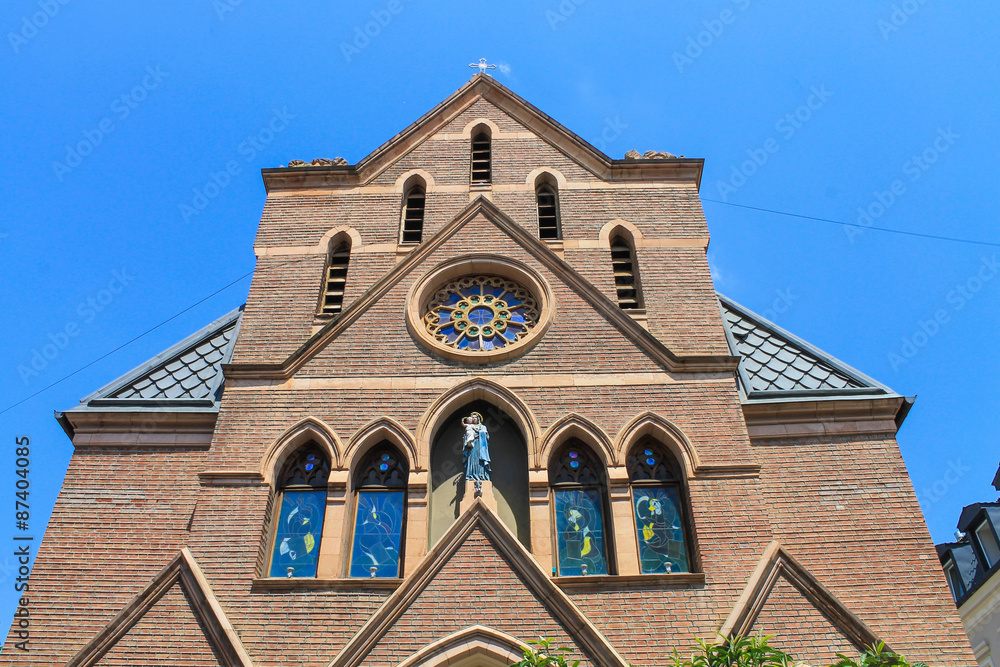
[
  {"left": 396, "top": 625, "right": 527, "bottom": 667},
  {"left": 429, "top": 399, "right": 530, "bottom": 548}
]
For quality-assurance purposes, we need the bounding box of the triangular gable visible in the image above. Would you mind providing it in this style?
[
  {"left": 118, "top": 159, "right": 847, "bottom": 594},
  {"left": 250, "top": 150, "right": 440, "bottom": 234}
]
[
  {"left": 67, "top": 548, "right": 254, "bottom": 667},
  {"left": 225, "top": 197, "right": 738, "bottom": 380},
  {"left": 718, "top": 294, "right": 893, "bottom": 400},
  {"left": 327, "top": 499, "right": 629, "bottom": 667},
  {"left": 68, "top": 307, "right": 242, "bottom": 412},
  {"left": 262, "top": 74, "right": 703, "bottom": 192},
  {"left": 720, "top": 541, "right": 884, "bottom": 653}
]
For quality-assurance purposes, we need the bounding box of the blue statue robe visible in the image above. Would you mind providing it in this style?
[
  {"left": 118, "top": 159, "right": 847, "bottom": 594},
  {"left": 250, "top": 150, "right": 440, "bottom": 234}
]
[{"left": 463, "top": 423, "right": 491, "bottom": 481}]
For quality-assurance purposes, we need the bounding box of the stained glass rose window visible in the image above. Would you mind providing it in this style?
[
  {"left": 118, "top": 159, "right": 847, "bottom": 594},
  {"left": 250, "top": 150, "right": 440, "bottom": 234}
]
[{"left": 422, "top": 276, "right": 540, "bottom": 352}]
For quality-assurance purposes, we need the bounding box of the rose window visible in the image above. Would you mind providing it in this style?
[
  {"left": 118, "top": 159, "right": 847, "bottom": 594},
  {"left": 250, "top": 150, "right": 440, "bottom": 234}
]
[{"left": 422, "top": 276, "right": 540, "bottom": 352}]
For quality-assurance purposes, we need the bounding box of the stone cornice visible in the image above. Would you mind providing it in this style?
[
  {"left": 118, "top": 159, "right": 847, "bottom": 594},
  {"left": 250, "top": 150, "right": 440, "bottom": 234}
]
[
  {"left": 63, "top": 411, "right": 218, "bottom": 444},
  {"left": 742, "top": 395, "right": 906, "bottom": 440}
]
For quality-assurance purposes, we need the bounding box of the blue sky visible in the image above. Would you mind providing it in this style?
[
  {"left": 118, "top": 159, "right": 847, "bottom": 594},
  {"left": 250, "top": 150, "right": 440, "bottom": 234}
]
[{"left": 1, "top": 0, "right": 998, "bottom": 638}]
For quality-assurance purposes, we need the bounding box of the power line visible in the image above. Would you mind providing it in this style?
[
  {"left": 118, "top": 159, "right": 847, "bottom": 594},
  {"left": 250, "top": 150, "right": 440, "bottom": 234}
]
[
  {"left": 0, "top": 257, "right": 317, "bottom": 417},
  {"left": 701, "top": 198, "right": 1000, "bottom": 249}
]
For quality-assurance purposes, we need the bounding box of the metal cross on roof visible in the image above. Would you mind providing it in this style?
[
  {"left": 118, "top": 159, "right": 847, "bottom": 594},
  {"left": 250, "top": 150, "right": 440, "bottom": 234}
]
[{"left": 469, "top": 58, "right": 498, "bottom": 75}]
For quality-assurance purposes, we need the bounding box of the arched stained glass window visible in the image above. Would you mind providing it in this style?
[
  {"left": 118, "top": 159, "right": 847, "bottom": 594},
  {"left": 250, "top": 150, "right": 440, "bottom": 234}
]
[
  {"left": 267, "top": 444, "right": 330, "bottom": 578},
  {"left": 348, "top": 443, "right": 408, "bottom": 578},
  {"left": 550, "top": 440, "right": 610, "bottom": 576},
  {"left": 628, "top": 439, "right": 691, "bottom": 574}
]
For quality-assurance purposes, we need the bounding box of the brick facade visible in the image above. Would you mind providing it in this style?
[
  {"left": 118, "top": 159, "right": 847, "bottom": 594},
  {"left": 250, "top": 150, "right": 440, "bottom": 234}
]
[{"left": 3, "top": 75, "right": 975, "bottom": 666}]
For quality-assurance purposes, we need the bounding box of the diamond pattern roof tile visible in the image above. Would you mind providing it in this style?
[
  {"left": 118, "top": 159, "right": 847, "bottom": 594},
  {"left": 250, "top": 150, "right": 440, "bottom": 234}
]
[
  {"left": 111, "top": 324, "right": 235, "bottom": 400},
  {"left": 67, "top": 309, "right": 242, "bottom": 413},
  {"left": 719, "top": 295, "right": 884, "bottom": 398}
]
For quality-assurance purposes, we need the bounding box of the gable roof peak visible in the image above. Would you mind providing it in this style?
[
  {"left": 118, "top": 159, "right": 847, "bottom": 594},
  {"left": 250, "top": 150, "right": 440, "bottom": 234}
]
[{"left": 263, "top": 75, "right": 704, "bottom": 191}]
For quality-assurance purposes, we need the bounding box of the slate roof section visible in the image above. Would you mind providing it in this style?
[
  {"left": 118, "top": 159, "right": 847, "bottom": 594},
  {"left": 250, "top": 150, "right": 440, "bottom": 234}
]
[
  {"left": 718, "top": 294, "right": 893, "bottom": 400},
  {"left": 65, "top": 307, "right": 242, "bottom": 413}
]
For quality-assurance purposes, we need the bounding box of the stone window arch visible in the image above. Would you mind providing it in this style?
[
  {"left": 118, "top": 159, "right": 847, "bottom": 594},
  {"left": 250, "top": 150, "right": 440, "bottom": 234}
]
[
  {"left": 266, "top": 443, "right": 330, "bottom": 578},
  {"left": 549, "top": 438, "right": 613, "bottom": 575}
]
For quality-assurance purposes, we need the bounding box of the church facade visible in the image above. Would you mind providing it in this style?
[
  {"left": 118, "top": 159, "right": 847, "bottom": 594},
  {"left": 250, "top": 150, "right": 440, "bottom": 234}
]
[{"left": 5, "top": 75, "right": 975, "bottom": 666}]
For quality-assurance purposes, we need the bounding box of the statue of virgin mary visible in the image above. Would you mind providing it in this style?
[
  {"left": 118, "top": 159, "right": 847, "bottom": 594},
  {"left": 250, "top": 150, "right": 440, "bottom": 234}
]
[{"left": 462, "top": 412, "right": 491, "bottom": 495}]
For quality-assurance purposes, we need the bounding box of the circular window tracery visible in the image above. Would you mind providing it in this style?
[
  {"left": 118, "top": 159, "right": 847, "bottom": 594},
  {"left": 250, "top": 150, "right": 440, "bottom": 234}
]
[{"left": 422, "top": 276, "right": 540, "bottom": 352}]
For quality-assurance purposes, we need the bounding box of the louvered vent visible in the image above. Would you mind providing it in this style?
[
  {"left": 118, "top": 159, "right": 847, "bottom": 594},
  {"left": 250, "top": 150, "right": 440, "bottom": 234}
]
[{"left": 321, "top": 244, "right": 350, "bottom": 315}]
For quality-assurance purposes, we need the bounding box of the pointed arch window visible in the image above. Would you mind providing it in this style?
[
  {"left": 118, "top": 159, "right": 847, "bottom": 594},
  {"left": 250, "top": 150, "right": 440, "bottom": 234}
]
[
  {"left": 550, "top": 440, "right": 611, "bottom": 576},
  {"left": 610, "top": 235, "right": 642, "bottom": 310},
  {"left": 401, "top": 183, "right": 426, "bottom": 244},
  {"left": 320, "top": 241, "right": 351, "bottom": 315},
  {"left": 267, "top": 444, "right": 330, "bottom": 578},
  {"left": 471, "top": 131, "right": 492, "bottom": 184},
  {"left": 536, "top": 183, "right": 560, "bottom": 240},
  {"left": 348, "top": 443, "right": 408, "bottom": 578},
  {"left": 628, "top": 439, "right": 691, "bottom": 573}
]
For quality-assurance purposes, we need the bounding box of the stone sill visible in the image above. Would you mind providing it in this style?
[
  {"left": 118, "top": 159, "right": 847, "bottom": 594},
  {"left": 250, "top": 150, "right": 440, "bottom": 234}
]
[
  {"left": 251, "top": 577, "right": 402, "bottom": 592},
  {"left": 554, "top": 572, "right": 705, "bottom": 590}
]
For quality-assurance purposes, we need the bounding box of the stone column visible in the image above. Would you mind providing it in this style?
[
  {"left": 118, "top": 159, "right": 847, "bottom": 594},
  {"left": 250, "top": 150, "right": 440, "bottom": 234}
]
[
  {"left": 608, "top": 466, "right": 639, "bottom": 575},
  {"left": 528, "top": 470, "right": 555, "bottom": 575},
  {"left": 402, "top": 471, "right": 429, "bottom": 576},
  {"left": 317, "top": 470, "right": 349, "bottom": 578}
]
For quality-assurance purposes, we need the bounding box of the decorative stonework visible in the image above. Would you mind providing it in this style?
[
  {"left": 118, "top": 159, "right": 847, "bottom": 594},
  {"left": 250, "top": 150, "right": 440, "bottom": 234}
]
[
  {"left": 624, "top": 150, "right": 684, "bottom": 159},
  {"left": 406, "top": 255, "right": 554, "bottom": 363},
  {"left": 286, "top": 157, "right": 348, "bottom": 167}
]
